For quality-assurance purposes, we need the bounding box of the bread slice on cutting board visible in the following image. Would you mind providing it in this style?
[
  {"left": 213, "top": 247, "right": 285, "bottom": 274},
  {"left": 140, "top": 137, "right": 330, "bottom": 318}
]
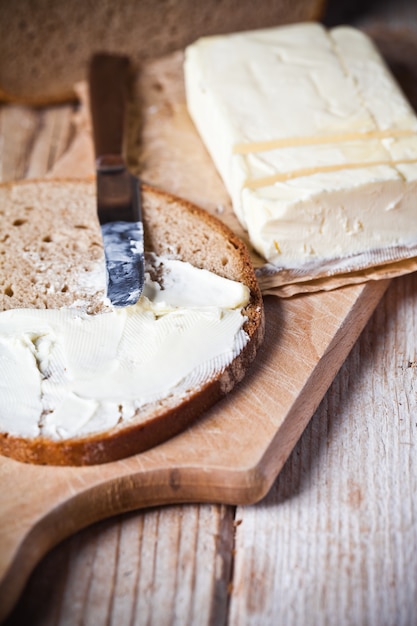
[{"left": 0, "top": 178, "right": 264, "bottom": 466}]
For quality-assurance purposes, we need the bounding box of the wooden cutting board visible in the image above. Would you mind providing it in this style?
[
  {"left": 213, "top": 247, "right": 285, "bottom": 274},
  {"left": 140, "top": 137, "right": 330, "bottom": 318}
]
[
  {"left": 0, "top": 52, "right": 391, "bottom": 620},
  {"left": 0, "top": 283, "right": 388, "bottom": 621}
]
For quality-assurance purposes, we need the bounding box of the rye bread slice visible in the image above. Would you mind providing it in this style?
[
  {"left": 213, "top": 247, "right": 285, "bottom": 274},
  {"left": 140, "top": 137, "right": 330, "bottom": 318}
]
[{"left": 0, "top": 178, "right": 264, "bottom": 465}]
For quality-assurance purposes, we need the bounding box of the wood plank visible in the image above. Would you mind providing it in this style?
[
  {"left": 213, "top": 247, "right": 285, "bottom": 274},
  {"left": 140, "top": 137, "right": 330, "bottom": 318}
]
[
  {"left": 5, "top": 505, "right": 235, "bottom": 626},
  {"left": 229, "top": 272, "right": 417, "bottom": 626}
]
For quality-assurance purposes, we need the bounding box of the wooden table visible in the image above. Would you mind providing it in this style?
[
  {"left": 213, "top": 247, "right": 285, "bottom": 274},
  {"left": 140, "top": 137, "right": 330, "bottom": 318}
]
[{"left": 2, "top": 3, "right": 417, "bottom": 625}]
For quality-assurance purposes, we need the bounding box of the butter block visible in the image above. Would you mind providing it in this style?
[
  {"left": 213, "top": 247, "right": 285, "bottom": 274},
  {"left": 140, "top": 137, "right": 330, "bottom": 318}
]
[{"left": 184, "top": 23, "right": 417, "bottom": 268}]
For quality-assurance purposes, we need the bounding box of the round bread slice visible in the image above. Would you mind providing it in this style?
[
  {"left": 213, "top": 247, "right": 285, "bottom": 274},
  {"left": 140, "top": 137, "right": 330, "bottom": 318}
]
[{"left": 0, "top": 178, "right": 264, "bottom": 466}]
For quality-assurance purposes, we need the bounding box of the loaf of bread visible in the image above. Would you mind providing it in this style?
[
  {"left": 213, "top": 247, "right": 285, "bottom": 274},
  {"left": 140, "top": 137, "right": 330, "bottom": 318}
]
[
  {"left": 0, "top": 0, "right": 325, "bottom": 105},
  {"left": 0, "top": 178, "right": 264, "bottom": 465}
]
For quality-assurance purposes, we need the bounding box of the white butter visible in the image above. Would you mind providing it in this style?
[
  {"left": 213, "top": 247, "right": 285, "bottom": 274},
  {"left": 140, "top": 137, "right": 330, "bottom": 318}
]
[
  {"left": 184, "top": 23, "right": 417, "bottom": 268},
  {"left": 0, "top": 256, "right": 250, "bottom": 440}
]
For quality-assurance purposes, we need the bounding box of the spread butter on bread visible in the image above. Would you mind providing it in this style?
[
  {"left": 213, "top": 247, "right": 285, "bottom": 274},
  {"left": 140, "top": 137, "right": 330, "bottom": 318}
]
[{"left": 0, "top": 179, "right": 264, "bottom": 465}]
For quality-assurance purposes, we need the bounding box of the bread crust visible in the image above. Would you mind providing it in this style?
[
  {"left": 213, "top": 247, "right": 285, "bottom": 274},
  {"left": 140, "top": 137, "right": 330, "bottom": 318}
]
[{"left": 0, "top": 179, "right": 264, "bottom": 465}]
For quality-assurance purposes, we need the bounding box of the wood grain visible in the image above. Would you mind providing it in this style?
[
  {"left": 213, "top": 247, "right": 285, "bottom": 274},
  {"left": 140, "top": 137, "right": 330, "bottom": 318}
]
[
  {"left": 0, "top": 105, "right": 73, "bottom": 182},
  {"left": 229, "top": 272, "right": 417, "bottom": 626},
  {"left": 5, "top": 504, "right": 236, "bottom": 626}
]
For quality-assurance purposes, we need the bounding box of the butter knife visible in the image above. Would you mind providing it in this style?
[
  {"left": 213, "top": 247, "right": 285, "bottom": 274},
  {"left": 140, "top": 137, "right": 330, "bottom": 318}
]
[{"left": 89, "top": 53, "right": 144, "bottom": 307}]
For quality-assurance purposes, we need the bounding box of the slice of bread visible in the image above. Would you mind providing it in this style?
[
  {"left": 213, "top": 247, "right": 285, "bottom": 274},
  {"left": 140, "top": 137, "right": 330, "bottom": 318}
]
[
  {"left": 0, "top": 0, "right": 325, "bottom": 105},
  {"left": 0, "top": 178, "right": 264, "bottom": 466}
]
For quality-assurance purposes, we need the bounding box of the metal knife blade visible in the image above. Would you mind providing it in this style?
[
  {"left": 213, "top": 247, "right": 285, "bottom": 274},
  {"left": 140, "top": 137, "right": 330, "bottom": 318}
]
[{"left": 89, "top": 53, "right": 145, "bottom": 307}]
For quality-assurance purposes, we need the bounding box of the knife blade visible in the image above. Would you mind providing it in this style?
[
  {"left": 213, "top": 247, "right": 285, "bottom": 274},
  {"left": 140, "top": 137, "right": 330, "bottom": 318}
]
[{"left": 89, "top": 53, "right": 145, "bottom": 307}]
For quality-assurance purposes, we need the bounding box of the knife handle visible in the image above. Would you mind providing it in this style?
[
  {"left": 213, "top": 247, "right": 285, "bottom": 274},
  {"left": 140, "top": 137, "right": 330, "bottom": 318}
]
[{"left": 89, "top": 53, "right": 131, "bottom": 159}]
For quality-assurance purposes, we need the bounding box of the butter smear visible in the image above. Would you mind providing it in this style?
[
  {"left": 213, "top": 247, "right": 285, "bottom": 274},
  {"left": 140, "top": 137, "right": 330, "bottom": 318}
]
[{"left": 0, "top": 255, "right": 249, "bottom": 440}]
